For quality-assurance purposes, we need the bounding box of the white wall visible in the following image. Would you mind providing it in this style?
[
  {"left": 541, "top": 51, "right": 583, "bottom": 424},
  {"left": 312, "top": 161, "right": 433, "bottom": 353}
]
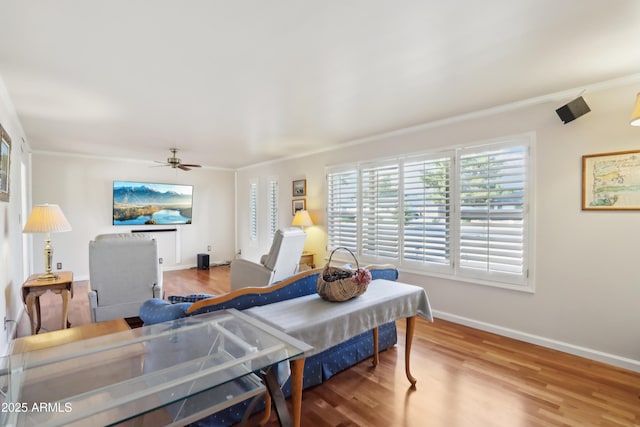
[
  {"left": 236, "top": 81, "right": 640, "bottom": 371},
  {"left": 0, "top": 75, "right": 31, "bottom": 355},
  {"left": 30, "top": 153, "right": 236, "bottom": 280}
]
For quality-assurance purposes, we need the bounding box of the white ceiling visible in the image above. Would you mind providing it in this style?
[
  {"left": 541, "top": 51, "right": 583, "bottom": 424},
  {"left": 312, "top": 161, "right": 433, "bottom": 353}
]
[{"left": 1, "top": 0, "right": 639, "bottom": 169}]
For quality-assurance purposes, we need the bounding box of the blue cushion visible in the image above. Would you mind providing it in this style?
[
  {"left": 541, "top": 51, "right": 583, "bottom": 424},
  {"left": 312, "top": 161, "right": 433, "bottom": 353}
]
[
  {"left": 139, "top": 298, "right": 190, "bottom": 325},
  {"left": 370, "top": 267, "right": 399, "bottom": 281}
]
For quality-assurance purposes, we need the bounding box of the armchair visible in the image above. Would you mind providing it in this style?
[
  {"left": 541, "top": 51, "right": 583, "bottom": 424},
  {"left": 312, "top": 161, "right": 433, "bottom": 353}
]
[
  {"left": 230, "top": 227, "right": 306, "bottom": 291},
  {"left": 88, "top": 233, "right": 163, "bottom": 322}
]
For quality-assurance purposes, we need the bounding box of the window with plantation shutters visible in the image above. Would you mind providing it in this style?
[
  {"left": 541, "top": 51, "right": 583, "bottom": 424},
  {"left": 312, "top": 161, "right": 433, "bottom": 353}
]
[
  {"left": 361, "top": 163, "right": 400, "bottom": 259},
  {"left": 403, "top": 155, "right": 452, "bottom": 267},
  {"left": 249, "top": 182, "right": 258, "bottom": 241},
  {"left": 326, "top": 134, "right": 532, "bottom": 290},
  {"left": 267, "top": 178, "right": 278, "bottom": 239},
  {"left": 326, "top": 169, "right": 358, "bottom": 252},
  {"left": 458, "top": 144, "right": 528, "bottom": 282}
]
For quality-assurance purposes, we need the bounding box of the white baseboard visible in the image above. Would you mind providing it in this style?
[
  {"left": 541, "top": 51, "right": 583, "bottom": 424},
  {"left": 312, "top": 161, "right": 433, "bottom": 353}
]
[{"left": 433, "top": 310, "right": 640, "bottom": 373}]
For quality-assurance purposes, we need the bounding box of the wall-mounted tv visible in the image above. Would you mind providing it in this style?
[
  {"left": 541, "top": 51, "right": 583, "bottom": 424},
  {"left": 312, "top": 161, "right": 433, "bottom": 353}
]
[{"left": 113, "top": 181, "right": 193, "bottom": 225}]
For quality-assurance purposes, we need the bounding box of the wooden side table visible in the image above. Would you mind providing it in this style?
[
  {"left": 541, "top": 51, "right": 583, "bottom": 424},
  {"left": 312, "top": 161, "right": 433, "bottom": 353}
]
[
  {"left": 22, "top": 271, "right": 74, "bottom": 335},
  {"left": 300, "top": 251, "right": 315, "bottom": 269}
]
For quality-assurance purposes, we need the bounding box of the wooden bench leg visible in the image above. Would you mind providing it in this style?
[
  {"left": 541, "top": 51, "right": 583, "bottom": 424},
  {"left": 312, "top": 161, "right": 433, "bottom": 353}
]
[
  {"left": 372, "top": 327, "right": 379, "bottom": 367},
  {"left": 405, "top": 316, "right": 417, "bottom": 387}
]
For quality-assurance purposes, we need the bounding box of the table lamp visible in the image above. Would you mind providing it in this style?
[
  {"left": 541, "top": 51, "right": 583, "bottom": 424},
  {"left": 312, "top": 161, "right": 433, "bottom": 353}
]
[
  {"left": 23, "top": 204, "right": 72, "bottom": 280},
  {"left": 292, "top": 210, "right": 313, "bottom": 230}
]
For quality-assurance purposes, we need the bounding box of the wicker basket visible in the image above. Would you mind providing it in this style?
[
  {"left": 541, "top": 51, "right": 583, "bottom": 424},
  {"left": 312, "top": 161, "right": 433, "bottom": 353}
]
[{"left": 317, "top": 247, "right": 372, "bottom": 302}]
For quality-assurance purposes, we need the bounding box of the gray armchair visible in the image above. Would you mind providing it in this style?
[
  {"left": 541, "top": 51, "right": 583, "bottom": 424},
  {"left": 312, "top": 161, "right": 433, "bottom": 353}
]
[
  {"left": 88, "top": 233, "right": 163, "bottom": 322},
  {"left": 230, "top": 228, "right": 307, "bottom": 291}
]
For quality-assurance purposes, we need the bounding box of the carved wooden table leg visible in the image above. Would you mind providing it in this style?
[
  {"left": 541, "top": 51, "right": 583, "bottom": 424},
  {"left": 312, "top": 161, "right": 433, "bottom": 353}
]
[
  {"left": 405, "top": 316, "right": 417, "bottom": 386},
  {"left": 35, "top": 296, "right": 42, "bottom": 333},
  {"left": 60, "top": 288, "right": 71, "bottom": 329},
  {"left": 25, "top": 293, "right": 38, "bottom": 335}
]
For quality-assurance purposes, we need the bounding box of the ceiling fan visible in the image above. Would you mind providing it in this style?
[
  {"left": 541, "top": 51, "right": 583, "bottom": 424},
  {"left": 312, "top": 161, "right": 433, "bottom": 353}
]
[{"left": 155, "top": 148, "right": 202, "bottom": 171}]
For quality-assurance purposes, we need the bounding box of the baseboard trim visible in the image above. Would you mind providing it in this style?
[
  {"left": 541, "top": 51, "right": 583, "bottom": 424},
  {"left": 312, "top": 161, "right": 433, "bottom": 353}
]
[{"left": 433, "top": 310, "right": 640, "bottom": 373}]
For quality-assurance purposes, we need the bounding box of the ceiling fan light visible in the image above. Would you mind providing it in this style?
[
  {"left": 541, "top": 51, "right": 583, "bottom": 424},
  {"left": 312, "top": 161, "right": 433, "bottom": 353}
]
[{"left": 157, "top": 148, "right": 201, "bottom": 171}]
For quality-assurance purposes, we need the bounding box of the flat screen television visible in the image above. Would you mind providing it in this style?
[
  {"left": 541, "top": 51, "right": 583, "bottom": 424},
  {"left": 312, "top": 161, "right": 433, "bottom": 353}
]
[{"left": 113, "top": 181, "right": 193, "bottom": 225}]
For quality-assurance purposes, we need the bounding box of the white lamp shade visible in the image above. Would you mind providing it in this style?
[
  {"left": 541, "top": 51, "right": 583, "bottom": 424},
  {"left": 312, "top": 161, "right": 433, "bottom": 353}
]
[
  {"left": 631, "top": 92, "right": 640, "bottom": 126},
  {"left": 23, "top": 204, "right": 72, "bottom": 233},
  {"left": 292, "top": 210, "right": 313, "bottom": 227}
]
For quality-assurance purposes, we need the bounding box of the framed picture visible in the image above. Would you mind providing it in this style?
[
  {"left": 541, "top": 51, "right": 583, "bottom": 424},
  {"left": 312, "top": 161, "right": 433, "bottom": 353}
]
[
  {"left": 582, "top": 150, "right": 640, "bottom": 210},
  {"left": 292, "top": 179, "right": 306, "bottom": 197},
  {"left": 0, "top": 124, "right": 11, "bottom": 203},
  {"left": 292, "top": 199, "right": 306, "bottom": 215}
]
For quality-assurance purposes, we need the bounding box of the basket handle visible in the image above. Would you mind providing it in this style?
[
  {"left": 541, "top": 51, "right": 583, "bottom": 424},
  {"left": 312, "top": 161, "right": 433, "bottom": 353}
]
[{"left": 327, "top": 247, "right": 360, "bottom": 270}]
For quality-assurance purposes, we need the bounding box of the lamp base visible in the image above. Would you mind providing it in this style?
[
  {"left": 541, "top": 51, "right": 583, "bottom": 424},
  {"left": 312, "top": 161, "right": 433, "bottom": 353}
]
[{"left": 37, "top": 272, "right": 58, "bottom": 281}]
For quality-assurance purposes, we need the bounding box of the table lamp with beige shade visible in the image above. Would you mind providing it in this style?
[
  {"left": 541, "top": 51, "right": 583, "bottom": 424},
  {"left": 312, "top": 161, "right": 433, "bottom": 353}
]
[
  {"left": 291, "top": 209, "right": 313, "bottom": 230},
  {"left": 23, "top": 203, "right": 72, "bottom": 280}
]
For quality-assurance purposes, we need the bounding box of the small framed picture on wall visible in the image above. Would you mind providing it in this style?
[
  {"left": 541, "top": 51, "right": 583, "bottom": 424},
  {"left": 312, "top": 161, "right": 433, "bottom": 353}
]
[
  {"left": 292, "top": 199, "right": 306, "bottom": 215},
  {"left": 292, "top": 179, "right": 306, "bottom": 197}
]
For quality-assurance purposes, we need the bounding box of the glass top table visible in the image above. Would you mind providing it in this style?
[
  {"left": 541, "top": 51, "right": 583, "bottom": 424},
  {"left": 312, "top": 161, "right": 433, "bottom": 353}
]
[{"left": 0, "top": 309, "right": 311, "bottom": 427}]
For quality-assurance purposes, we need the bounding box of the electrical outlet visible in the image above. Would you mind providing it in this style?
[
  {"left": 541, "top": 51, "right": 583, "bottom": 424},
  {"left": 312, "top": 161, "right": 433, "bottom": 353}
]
[
  {"left": 207, "top": 245, "right": 212, "bottom": 251},
  {"left": 56, "top": 262, "right": 62, "bottom": 270}
]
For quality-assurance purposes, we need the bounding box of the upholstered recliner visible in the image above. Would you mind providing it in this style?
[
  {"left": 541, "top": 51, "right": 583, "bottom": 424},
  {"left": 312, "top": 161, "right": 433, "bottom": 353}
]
[
  {"left": 230, "top": 227, "right": 306, "bottom": 291},
  {"left": 88, "top": 233, "right": 163, "bottom": 322}
]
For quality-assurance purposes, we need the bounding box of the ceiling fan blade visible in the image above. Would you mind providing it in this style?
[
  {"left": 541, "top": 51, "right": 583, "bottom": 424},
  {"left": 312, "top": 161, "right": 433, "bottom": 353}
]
[
  {"left": 178, "top": 164, "right": 192, "bottom": 171},
  {"left": 180, "top": 164, "right": 201, "bottom": 168}
]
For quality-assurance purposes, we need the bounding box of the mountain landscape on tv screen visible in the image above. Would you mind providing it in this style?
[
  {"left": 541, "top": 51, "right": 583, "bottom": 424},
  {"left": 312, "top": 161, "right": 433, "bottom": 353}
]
[{"left": 113, "top": 183, "right": 193, "bottom": 225}]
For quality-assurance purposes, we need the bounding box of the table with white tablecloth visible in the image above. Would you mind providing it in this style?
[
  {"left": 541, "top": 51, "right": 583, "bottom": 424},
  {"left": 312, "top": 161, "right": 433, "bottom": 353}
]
[{"left": 245, "top": 278, "right": 433, "bottom": 424}]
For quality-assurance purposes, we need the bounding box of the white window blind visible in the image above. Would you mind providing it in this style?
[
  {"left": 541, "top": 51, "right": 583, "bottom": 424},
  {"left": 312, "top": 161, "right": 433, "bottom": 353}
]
[
  {"left": 326, "top": 135, "right": 532, "bottom": 290},
  {"left": 326, "top": 170, "right": 358, "bottom": 252},
  {"left": 267, "top": 178, "right": 278, "bottom": 239},
  {"left": 403, "top": 156, "right": 452, "bottom": 266},
  {"left": 249, "top": 182, "right": 258, "bottom": 241},
  {"left": 361, "top": 163, "right": 400, "bottom": 259},
  {"left": 458, "top": 144, "right": 528, "bottom": 281}
]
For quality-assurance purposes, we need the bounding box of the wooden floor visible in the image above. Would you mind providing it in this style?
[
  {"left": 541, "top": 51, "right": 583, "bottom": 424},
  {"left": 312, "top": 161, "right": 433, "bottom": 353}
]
[{"left": 18, "top": 266, "right": 640, "bottom": 427}]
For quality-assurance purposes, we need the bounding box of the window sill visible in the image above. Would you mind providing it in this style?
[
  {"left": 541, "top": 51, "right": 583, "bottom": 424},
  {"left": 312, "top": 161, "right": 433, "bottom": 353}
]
[{"left": 398, "top": 266, "right": 535, "bottom": 293}]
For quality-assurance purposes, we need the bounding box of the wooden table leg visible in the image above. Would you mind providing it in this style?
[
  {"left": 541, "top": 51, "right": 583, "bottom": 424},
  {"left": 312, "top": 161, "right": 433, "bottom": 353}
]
[
  {"left": 258, "top": 392, "right": 272, "bottom": 425},
  {"left": 35, "top": 296, "right": 42, "bottom": 333},
  {"left": 405, "top": 316, "right": 417, "bottom": 387},
  {"left": 25, "top": 293, "right": 38, "bottom": 335},
  {"left": 290, "top": 358, "right": 305, "bottom": 427},
  {"left": 372, "top": 327, "right": 379, "bottom": 367},
  {"left": 60, "top": 288, "right": 71, "bottom": 329}
]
